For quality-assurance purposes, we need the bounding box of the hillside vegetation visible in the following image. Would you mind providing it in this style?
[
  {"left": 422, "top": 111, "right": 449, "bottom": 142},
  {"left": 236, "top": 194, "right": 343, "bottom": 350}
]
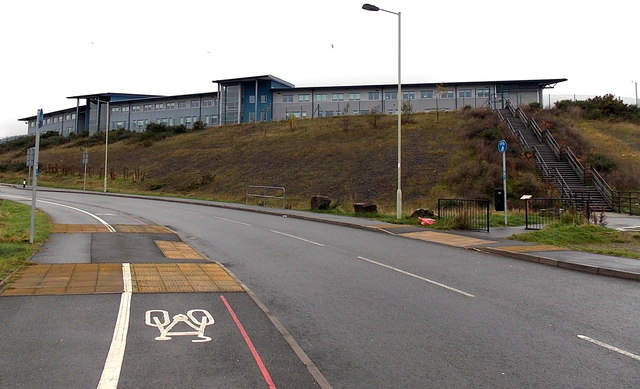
[{"left": 2, "top": 102, "right": 637, "bottom": 213}]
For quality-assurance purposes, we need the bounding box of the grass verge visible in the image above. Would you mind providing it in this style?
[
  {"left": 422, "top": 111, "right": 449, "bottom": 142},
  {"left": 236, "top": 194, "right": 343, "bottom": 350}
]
[
  {"left": 510, "top": 223, "right": 640, "bottom": 259},
  {"left": 0, "top": 199, "right": 53, "bottom": 282}
]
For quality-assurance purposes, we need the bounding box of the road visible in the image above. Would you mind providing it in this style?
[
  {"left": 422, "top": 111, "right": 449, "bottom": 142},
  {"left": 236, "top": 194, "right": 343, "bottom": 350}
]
[{"left": 1, "top": 187, "right": 639, "bottom": 388}]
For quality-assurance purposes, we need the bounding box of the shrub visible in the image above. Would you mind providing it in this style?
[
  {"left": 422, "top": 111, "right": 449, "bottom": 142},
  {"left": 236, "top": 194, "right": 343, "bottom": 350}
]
[{"left": 588, "top": 152, "right": 616, "bottom": 172}]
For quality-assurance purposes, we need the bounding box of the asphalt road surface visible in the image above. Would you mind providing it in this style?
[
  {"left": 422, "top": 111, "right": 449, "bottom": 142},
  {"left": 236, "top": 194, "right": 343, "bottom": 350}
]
[{"left": 1, "top": 187, "right": 638, "bottom": 388}]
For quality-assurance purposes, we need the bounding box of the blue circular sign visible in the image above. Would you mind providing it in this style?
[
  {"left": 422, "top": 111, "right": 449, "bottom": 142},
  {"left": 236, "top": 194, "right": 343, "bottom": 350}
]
[{"left": 498, "top": 140, "right": 507, "bottom": 153}]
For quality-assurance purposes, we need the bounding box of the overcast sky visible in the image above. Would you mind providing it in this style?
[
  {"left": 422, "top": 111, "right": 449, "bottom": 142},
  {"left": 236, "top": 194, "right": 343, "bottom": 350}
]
[{"left": 1, "top": 0, "right": 638, "bottom": 138}]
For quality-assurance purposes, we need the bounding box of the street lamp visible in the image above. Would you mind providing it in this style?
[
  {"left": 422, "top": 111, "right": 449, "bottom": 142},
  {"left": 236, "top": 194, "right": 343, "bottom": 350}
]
[
  {"left": 633, "top": 81, "right": 638, "bottom": 107},
  {"left": 96, "top": 98, "right": 110, "bottom": 192},
  {"left": 362, "top": 3, "right": 403, "bottom": 219}
]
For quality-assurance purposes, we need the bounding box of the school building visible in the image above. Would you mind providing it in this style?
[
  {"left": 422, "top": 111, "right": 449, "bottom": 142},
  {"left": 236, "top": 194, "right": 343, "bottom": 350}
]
[{"left": 19, "top": 75, "right": 566, "bottom": 136}]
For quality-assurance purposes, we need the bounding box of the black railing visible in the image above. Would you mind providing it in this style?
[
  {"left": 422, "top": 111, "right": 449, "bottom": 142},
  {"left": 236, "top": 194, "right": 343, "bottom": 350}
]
[
  {"left": 438, "top": 199, "right": 490, "bottom": 232},
  {"left": 524, "top": 196, "right": 592, "bottom": 230},
  {"left": 612, "top": 191, "right": 640, "bottom": 215}
]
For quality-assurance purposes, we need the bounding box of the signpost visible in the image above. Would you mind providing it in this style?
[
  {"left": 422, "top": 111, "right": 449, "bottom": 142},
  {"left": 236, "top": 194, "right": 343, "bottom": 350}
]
[
  {"left": 26, "top": 147, "right": 35, "bottom": 186},
  {"left": 83, "top": 150, "right": 89, "bottom": 190},
  {"left": 29, "top": 109, "right": 43, "bottom": 244},
  {"left": 497, "top": 140, "right": 508, "bottom": 226}
]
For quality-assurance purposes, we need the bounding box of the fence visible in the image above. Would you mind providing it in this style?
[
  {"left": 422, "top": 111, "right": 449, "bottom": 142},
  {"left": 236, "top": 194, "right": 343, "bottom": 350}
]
[
  {"left": 612, "top": 191, "right": 640, "bottom": 215},
  {"left": 437, "top": 199, "right": 490, "bottom": 232},
  {"left": 245, "top": 186, "right": 286, "bottom": 209},
  {"left": 524, "top": 196, "right": 593, "bottom": 230}
]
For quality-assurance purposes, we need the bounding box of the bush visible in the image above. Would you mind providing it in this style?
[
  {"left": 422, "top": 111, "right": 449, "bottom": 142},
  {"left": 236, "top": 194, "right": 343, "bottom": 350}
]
[{"left": 588, "top": 152, "right": 616, "bottom": 172}]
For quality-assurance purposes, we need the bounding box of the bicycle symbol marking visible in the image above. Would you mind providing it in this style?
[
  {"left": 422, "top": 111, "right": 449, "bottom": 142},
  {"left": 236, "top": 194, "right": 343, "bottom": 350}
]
[{"left": 145, "top": 309, "right": 215, "bottom": 343}]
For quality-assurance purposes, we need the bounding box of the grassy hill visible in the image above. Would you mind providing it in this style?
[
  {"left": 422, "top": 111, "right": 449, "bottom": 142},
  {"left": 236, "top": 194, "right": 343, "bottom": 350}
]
[{"left": 2, "top": 105, "right": 638, "bottom": 214}]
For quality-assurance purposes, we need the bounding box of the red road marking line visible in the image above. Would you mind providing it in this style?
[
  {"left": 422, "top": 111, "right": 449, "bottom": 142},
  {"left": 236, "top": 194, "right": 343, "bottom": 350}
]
[{"left": 220, "top": 295, "right": 276, "bottom": 389}]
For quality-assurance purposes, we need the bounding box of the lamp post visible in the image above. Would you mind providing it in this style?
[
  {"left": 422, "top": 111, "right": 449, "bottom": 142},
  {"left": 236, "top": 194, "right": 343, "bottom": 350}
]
[
  {"left": 96, "top": 99, "right": 110, "bottom": 192},
  {"left": 633, "top": 81, "right": 638, "bottom": 107},
  {"left": 362, "top": 3, "right": 402, "bottom": 219}
]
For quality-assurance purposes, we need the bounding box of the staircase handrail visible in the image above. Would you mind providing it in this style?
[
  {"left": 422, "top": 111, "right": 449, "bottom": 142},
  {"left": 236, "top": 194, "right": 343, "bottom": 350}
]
[
  {"left": 514, "top": 130, "right": 530, "bottom": 150},
  {"left": 533, "top": 146, "right": 552, "bottom": 180},
  {"left": 506, "top": 100, "right": 516, "bottom": 116},
  {"left": 565, "top": 147, "right": 585, "bottom": 182},
  {"left": 591, "top": 168, "right": 613, "bottom": 206},
  {"left": 544, "top": 131, "right": 561, "bottom": 160},
  {"left": 555, "top": 168, "right": 573, "bottom": 201},
  {"left": 528, "top": 117, "right": 544, "bottom": 142}
]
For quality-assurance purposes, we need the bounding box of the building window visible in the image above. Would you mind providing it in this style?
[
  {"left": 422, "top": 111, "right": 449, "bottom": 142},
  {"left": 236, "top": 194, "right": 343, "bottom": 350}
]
[
  {"left": 477, "top": 88, "right": 490, "bottom": 98},
  {"left": 111, "top": 107, "right": 120, "bottom": 114},
  {"left": 421, "top": 90, "right": 433, "bottom": 99},
  {"left": 155, "top": 103, "right": 164, "bottom": 110},
  {"left": 143, "top": 104, "right": 153, "bottom": 111},
  {"left": 282, "top": 95, "right": 293, "bottom": 102},
  {"left": 458, "top": 89, "right": 472, "bottom": 98},
  {"left": 121, "top": 106, "right": 129, "bottom": 113},
  {"left": 315, "top": 93, "right": 328, "bottom": 102},
  {"left": 46, "top": 118, "right": 51, "bottom": 124},
  {"left": 349, "top": 93, "right": 361, "bottom": 101},
  {"left": 71, "top": 113, "right": 76, "bottom": 119},
  {"left": 440, "top": 90, "right": 454, "bottom": 99},
  {"left": 260, "top": 111, "right": 267, "bottom": 121},
  {"left": 332, "top": 93, "right": 344, "bottom": 101},
  {"left": 132, "top": 105, "right": 141, "bottom": 112},
  {"left": 260, "top": 95, "right": 267, "bottom": 103},
  {"left": 368, "top": 91, "right": 380, "bottom": 100},
  {"left": 384, "top": 92, "right": 397, "bottom": 100},
  {"left": 202, "top": 99, "right": 214, "bottom": 107},
  {"left": 178, "top": 101, "right": 187, "bottom": 109},
  {"left": 298, "top": 94, "right": 310, "bottom": 102},
  {"left": 248, "top": 95, "right": 255, "bottom": 104},
  {"left": 204, "top": 115, "right": 218, "bottom": 125},
  {"left": 115, "top": 121, "right": 126, "bottom": 128},
  {"left": 165, "top": 102, "right": 175, "bottom": 110},
  {"left": 65, "top": 114, "right": 72, "bottom": 120},
  {"left": 191, "top": 100, "right": 200, "bottom": 108},
  {"left": 403, "top": 91, "right": 415, "bottom": 100}
]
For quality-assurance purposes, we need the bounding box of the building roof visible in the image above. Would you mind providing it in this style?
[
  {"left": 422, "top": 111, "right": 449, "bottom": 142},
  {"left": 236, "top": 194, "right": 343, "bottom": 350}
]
[
  {"left": 285, "top": 78, "right": 568, "bottom": 92},
  {"left": 66, "top": 92, "right": 162, "bottom": 100},
  {"left": 211, "top": 74, "right": 295, "bottom": 88}
]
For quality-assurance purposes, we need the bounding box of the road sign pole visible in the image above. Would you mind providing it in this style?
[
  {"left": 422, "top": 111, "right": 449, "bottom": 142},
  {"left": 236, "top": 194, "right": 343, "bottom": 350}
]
[
  {"left": 502, "top": 150, "right": 508, "bottom": 226},
  {"left": 498, "top": 140, "right": 508, "bottom": 226},
  {"left": 83, "top": 150, "right": 88, "bottom": 191},
  {"left": 30, "top": 109, "right": 43, "bottom": 244}
]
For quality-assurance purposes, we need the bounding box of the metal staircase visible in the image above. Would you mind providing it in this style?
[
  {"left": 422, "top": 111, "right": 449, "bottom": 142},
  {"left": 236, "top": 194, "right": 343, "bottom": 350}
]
[{"left": 494, "top": 101, "right": 613, "bottom": 211}]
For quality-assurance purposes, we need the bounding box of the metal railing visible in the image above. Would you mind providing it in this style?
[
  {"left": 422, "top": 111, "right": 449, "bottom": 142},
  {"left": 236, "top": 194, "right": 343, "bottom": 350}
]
[
  {"left": 245, "top": 185, "right": 286, "bottom": 209},
  {"left": 524, "top": 196, "right": 592, "bottom": 230},
  {"left": 437, "top": 199, "right": 490, "bottom": 232},
  {"left": 612, "top": 191, "right": 640, "bottom": 215},
  {"left": 565, "top": 147, "right": 585, "bottom": 182},
  {"left": 591, "top": 168, "right": 613, "bottom": 207}
]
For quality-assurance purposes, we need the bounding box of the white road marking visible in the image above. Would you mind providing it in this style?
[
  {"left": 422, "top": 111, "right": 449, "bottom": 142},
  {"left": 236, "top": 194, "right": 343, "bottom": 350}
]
[
  {"left": 1, "top": 194, "right": 115, "bottom": 232},
  {"left": 97, "top": 264, "right": 133, "bottom": 389},
  {"left": 145, "top": 309, "right": 215, "bottom": 342},
  {"left": 577, "top": 335, "right": 640, "bottom": 362},
  {"left": 215, "top": 216, "right": 252, "bottom": 226},
  {"left": 270, "top": 230, "right": 325, "bottom": 247},
  {"left": 357, "top": 256, "right": 475, "bottom": 298}
]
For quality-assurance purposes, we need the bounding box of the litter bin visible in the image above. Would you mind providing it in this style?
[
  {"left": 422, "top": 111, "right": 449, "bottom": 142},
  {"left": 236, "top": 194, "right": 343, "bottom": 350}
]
[{"left": 494, "top": 188, "right": 505, "bottom": 211}]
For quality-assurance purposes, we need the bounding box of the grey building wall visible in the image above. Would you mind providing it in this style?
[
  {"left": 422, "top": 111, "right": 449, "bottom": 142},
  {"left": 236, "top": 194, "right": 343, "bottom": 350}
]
[{"left": 271, "top": 83, "right": 515, "bottom": 121}]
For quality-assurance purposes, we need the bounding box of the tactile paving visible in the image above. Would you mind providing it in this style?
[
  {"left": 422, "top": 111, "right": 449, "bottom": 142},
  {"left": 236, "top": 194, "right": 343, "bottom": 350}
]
[
  {"left": 0, "top": 264, "right": 123, "bottom": 296},
  {"left": 130, "top": 264, "right": 244, "bottom": 293},
  {"left": 155, "top": 240, "right": 206, "bottom": 260},
  {"left": 401, "top": 230, "right": 495, "bottom": 247}
]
